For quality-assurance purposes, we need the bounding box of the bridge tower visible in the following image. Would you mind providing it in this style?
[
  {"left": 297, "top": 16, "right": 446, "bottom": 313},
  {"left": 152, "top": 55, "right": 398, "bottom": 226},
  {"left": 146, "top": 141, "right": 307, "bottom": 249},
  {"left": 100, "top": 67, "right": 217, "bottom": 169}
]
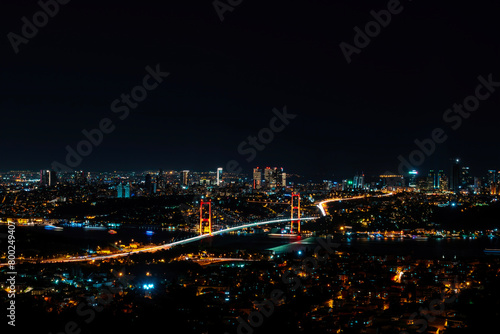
[
  {"left": 291, "top": 193, "right": 300, "bottom": 234},
  {"left": 199, "top": 200, "right": 212, "bottom": 235}
]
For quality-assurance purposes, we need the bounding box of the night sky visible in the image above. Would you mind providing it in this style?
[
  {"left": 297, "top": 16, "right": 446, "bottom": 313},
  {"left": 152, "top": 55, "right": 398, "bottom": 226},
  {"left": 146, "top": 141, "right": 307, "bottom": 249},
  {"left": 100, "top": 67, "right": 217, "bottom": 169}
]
[{"left": 1, "top": 0, "right": 499, "bottom": 180}]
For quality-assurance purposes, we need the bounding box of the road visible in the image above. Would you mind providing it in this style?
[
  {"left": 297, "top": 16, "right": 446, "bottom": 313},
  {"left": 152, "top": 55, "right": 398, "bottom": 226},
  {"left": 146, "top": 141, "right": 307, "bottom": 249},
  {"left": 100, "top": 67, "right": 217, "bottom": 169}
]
[{"left": 316, "top": 192, "right": 394, "bottom": 216}]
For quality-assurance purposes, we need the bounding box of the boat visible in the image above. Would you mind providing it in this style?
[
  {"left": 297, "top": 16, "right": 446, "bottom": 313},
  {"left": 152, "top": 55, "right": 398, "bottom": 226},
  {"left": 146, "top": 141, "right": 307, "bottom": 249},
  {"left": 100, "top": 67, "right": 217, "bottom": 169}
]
[
  {"left": 83, "top": 225, "right": 107, "bottom": 230},
  {"left": 484, "top": 249, "right": 500, "bottom": 254},
  {"left": 44, "top": 224, "right": 63, "bottom": 231},
  {"left": 108, "top": 229, "right": 117, "bottom": 234}
]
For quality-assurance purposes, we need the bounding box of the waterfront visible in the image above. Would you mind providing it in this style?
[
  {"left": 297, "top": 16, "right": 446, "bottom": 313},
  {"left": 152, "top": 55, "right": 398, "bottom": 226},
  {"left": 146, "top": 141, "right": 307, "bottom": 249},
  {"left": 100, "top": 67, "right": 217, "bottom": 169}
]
[{"left": 5, "top": 223, "right": 498, "bottom": 261}]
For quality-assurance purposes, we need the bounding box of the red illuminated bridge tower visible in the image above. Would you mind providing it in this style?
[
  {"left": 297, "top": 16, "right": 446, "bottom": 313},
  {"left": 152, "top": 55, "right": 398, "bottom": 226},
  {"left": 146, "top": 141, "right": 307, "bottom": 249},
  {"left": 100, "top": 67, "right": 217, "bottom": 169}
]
[
  {"left": 199, "top": 200, "right": 212, "bottom": 235},
  {"left": 291, "top": 193, "right": 300, "bottom": 234}
]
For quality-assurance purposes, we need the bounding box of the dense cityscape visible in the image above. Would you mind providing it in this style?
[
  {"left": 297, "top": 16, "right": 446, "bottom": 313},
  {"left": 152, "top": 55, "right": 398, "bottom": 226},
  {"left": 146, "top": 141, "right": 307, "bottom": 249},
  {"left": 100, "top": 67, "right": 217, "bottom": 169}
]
[
  {"left": 2, "top": 162, "right": 500, "bottom": 333},
  {"left": 2, "top": 1, "right": 499, "bottom": 333}
]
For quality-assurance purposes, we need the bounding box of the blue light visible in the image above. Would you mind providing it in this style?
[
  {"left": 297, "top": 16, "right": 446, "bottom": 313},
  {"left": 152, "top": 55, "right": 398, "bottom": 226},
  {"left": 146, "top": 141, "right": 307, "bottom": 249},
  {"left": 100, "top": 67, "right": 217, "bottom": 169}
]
[
  {"left": 298, "top": 251, "right": 302, "bottom": 255},
  {"left": 145, "top": 231, "right": 154, "bottom": 236}
]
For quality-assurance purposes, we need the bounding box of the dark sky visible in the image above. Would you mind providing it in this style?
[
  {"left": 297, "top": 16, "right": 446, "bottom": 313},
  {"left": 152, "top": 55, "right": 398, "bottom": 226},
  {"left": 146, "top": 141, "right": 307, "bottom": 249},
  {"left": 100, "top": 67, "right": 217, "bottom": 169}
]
[{"left": 0, "top": 0, "right": 499, "bottom": 180}]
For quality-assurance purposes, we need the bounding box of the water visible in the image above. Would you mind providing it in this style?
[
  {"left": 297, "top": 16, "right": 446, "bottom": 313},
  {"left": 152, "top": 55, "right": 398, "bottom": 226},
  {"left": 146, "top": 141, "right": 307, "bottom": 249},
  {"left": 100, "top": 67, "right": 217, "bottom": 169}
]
[{"left": 2, "top": 225, "right": 499, "bottom": 259}]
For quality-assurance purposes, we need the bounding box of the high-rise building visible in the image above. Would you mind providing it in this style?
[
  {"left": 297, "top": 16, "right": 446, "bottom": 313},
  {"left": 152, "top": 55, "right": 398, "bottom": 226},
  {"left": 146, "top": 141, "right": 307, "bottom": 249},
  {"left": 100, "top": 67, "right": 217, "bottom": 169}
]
[
  {"left": 474, "top": 177, "right": 482, "bottom": 192},
  {"left": 487, "top": 170, "right": 497, "bottom": 186},
  {"left": 216, "top": 167, "right": 223, "bottom": 186},
  {"left": 409, "top": 170, "right": 418, "bottom": 188},
  {"left": 116, "top": 183, "right": 123, "bottom": 198},
  {"left": 40, "top": 170, "right": 57, "bottom": 186},
  {"left": 428, "top": 170, "right": 436, "bottom": 189},
  {"left": 123, "top": 183, "right": 130, "bottom": 198},
  {"left": 437, "top": 170, "right": 446, "bottom": 190},
  {"left": 254, "top": 167, "right": 285, "bottom": 190},
  {"left": 253, "top": 168, "right": 262, "bottom": 189},
  {"left": 181, "top": 170, "right": 190, "bottom": 187},
  {"left": 264, "top": 167, "right": 273, "bottom": 188},
  {"left": 145, "top": 174, "right": 153, "bottom": 194},
  {"left": 353, "top": 173, "right": 365, "bottom": 189},
  {"left": 40, "top": 170, "right": 49, "bottom": 186},
  {"left": 116, "top": 182, "right": 131, "bottom": 198},
  {"left": 274, "top": 167, "right": 284, "bottom": 188},
  {"left": 451, "top": 159, "right": 460, "bottom": 193},
  {"left": 461, "top": 166, "right": 471, "bottom": 188},
  {"left": 156, "top": 169, "right": 164, "bottom": 191}
]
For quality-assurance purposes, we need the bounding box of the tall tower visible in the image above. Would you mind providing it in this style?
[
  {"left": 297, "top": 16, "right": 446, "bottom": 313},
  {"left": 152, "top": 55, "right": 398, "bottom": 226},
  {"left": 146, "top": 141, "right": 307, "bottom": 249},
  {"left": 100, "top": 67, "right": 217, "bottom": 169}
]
[
  {"left": 123, "top": 183, "right": 130, "bottom": 198},
  {"left": 253, "top": 168, "right": 262, "bottom": 189},
  {"left": 40, "top": 170, "right": 57, "bottom": 186},
  {"left": 40, "top": 170, "right": 49, "bottom": 186},
  {"left": 199, "top": 200, "right": 212, "bottom": 235},
  {"left": 291, "top": 193, "right": 300, "bottom": 234},
  {"left": 408, "top": 170, "right": 418, "bottom": 188},
  {"left": 182, "top": 170, "right": 190, "bottom": 187},
  {"left": 428, "top": 170, "right": 436, "bottom": 189},
  {"left": 216, "top": 167, "right": 223, "bottom": 186},
  {"left": 264, "top": 167, "right": 273, "bottom": 188},
  {"left": 437, "top": 170, "right": 446, "bottom": 190},
  {"left": 145, "top": 174, "right": 152, "bottom": 194},
  {"left": 451, "top": 159, "right": 460, "bottom": 193},
  {"left": 156, "top": 169, "right": 164, "bottom": 191},
  {"left": 116, "top": 183, "right": 123, "bottom": 198},
  {"left": 487, "top": 170, "right": 496, "bottom": 186}
]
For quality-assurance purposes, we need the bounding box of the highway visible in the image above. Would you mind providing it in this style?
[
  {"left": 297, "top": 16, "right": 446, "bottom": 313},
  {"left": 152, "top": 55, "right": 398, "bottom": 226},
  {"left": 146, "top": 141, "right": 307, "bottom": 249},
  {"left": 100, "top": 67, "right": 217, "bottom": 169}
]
[{"left": 316, "top": 192, "right": 394, "bottom": 216}]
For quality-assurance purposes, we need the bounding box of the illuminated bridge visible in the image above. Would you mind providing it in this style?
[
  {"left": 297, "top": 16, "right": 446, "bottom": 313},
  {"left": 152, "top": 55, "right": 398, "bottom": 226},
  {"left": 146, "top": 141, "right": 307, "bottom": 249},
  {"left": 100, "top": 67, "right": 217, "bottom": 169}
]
[{"left": 2, "top": 217, "right": 317, "bottom": 266}]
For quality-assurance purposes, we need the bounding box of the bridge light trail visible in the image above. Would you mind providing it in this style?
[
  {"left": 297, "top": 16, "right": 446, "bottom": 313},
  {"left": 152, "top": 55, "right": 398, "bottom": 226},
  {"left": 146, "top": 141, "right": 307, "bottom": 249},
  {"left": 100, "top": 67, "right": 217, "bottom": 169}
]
[
  {"left": 0, "top": 217, "right": 317, "bottom": 266},
  {"left": 316, "top": 193, "right": 394, "bottom": 216}
]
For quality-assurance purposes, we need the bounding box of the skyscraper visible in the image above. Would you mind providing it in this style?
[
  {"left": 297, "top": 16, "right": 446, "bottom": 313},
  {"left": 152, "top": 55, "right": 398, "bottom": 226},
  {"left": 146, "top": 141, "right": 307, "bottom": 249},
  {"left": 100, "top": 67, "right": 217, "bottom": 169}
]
[
  {"left": 274, "top": 167, "right": 284, "bottom": 189},
  {"left": 181, "top": 170, "right": 190, "bottom": 187},
  {"left": 216, "top": 167, "right": 223, "bottom": 186},
  {"left": 461, "top": 166, "right": 471, "bottom": 188},
  {"left": 253, "top": 168, "right": 262, "bottom": 189},
  {"left": 123, "top": 183, "right": 130, "bottom": 198},
  {"left": 409, "top": 170, "right": 418, "bottom": 188},
  {"left": 264, "top": 167, "right": 273, "bottom": 188},
  {"left": 40, "top": 169, "right": 49, "bottom": 186},
  {"left": 40, "top": 170, "right": 57, "bottom": 187},
  {"left": 353, "top": 173, "right": 365, "bottom": 189},
  {"left": 428, "top": 170, "right": 436, "bottom": 189},
  {"left": 451, "top": 159, "right": 460, "bottom": 193},
  {"left": 116, "top": 182, "right": 131, "bottom": 198},
  {"left": 145, "top": 174, "right": 153, "bottom": 194},
  {"left": 116, "top": 183, "right": 123, "bottom": 198},
  {"left": 156, "top": 169, "right": 164, "bottom": 191},
  {"left": 437, "top": 170, "right": 446, "bottom": 190},
  {"left": 487, "top": 170, "right": 497, "bottom": 186}
]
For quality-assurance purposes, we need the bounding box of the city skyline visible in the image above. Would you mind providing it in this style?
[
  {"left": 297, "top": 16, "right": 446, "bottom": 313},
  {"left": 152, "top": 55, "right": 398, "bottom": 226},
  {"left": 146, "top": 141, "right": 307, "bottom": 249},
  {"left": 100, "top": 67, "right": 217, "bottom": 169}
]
[{"left": 1, "top": 0, "right": 499, "bottom": 177}]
